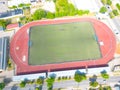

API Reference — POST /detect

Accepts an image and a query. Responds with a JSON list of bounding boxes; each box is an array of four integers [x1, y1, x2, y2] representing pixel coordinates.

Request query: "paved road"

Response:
[[0, 30, 14, 38], [112, 17, 120, 32], [3, 76, 120, 90]]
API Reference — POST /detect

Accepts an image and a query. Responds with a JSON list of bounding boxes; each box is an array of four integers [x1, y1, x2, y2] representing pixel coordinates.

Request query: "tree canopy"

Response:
[[20, 0, 90, 24], [32, 9, 47, 20], [0, 82, 5, 90], [35, 87, 39, 90], [20, 81, 26, 88], [101, 70, 109, 80], [101, 0, 112, 5], [99, 6, 107, 13], [74, 73, 83, 83], [46, 77, 55, 89], [36, 77, 44, 85], [101, 73, 109, 79], [89, 81, 99, 87], [0, 20, 7, 29], [74, 70, 87, 83], [116, 3, 120, 11], [112, 9, 119, 16], [107, 0, 112, 5]]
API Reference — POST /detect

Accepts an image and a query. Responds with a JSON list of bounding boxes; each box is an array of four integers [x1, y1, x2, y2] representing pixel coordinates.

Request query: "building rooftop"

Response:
[[0, 37, 8, 71]]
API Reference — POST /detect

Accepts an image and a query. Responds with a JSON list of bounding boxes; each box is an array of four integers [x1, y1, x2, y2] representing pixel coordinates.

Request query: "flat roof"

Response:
[[0, 38, 4, 70], [0, 37, 8, 70]]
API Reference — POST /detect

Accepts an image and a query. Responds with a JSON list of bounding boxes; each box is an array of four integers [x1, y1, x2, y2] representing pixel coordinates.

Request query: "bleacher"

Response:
[[0, 37, 9, 71]]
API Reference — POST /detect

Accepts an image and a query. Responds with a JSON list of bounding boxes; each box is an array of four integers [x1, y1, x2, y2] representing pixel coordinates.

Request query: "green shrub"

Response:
[[65, 76, 67, 80], [69, 76, 71, 79], [58, 77, 61, 81], [62, 76, 65, 80], [112, 9, 119, 16]]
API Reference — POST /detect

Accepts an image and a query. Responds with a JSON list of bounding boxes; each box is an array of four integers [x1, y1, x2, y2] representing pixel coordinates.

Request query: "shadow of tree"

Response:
[[49, 73, 56, 78], [39, 85, 43, 90], [114, 84, 120, 87], [75, 70, 86, 75], [101, 70, 107, 74], [11, 85, 18, 90], [3, 78, 12, 85], [89, 74, 97, 82]]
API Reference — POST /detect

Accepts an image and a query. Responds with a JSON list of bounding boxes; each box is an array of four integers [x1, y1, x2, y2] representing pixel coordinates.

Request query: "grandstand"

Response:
[[0, 37, 9, 71]]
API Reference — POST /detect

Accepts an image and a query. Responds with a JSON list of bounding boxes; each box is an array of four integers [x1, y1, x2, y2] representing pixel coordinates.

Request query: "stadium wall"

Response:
[[48, 66, 110, 78], [13, 73, 46, 81]]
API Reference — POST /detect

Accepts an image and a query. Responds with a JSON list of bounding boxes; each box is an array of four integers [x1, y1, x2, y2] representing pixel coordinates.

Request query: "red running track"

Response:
[[10, 18, 116, 75]]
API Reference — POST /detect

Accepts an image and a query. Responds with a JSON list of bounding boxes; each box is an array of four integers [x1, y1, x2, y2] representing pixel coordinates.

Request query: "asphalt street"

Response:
[[3, 76, 120, 90], [112, 17, 120, 32]]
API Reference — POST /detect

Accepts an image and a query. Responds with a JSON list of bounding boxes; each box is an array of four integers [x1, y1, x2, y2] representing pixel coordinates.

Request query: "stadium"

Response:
[[10, 18, 116, 75]]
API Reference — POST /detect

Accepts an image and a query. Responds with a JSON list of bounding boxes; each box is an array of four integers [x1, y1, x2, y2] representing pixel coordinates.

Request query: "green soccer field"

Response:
[[29, 21, 101, 65]]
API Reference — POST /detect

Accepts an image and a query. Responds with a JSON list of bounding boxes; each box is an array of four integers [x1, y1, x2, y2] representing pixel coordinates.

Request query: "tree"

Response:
[[36, 77, 44, 85], [101, 70, 109, 85], [89, 81, 99, 87], [74, 70, 86, 88], [109, 12, 114, 18], [20, 81, 26, 88], [99, 6, 107, 13], [0, 20, 7, 29], [18, 3, 31, 9], [0, 82, 5, 90], [32, 9, 47, 20], [46, 77, 55, 90], [53, 0, 56, 3], [101, 0, 112, 5], [112, 9, 119, 16], [46, 12, 55, 19], [101, 0, 107, 5], [107, 0, 112, 5], [116, 3, 120, 11], [101, 73, 109, 80], [18, 3, 25, 8], [35, 87, 39, 90], [10, 5, 17, 9], [74, 73, 83, 83]]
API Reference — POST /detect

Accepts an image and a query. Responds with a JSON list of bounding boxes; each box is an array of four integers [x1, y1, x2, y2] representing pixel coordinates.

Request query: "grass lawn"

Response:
[[29, 21, 101, 65]]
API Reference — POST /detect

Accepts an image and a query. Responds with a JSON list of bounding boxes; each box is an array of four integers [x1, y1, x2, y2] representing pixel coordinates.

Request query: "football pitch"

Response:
[[29, 21, 101, 65]]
